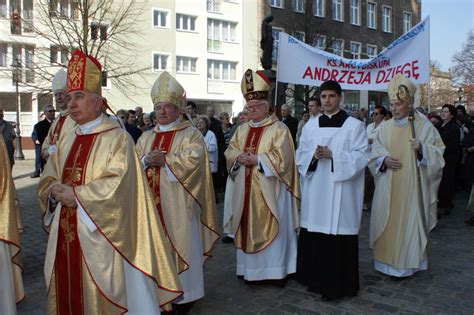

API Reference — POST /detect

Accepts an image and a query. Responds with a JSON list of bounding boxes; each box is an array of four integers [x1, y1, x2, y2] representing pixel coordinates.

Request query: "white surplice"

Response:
[[296, 116, 369, 234]]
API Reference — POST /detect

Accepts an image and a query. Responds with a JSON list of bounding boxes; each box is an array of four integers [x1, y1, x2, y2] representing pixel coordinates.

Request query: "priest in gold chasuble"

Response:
[[0, 136, 24, 314], [38, 50, 182, 314], [224, 69, 300, 282], [42, 68, 76, 161], [369, 74, 445, 278], [136, 71, 220, 305]]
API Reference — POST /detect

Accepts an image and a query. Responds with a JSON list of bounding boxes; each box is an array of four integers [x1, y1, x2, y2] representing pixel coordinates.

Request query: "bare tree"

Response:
[[451, 30, 474, 86], [6, 0, 149, 98]]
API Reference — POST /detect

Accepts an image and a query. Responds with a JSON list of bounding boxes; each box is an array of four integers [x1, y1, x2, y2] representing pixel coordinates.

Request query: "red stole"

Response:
[[145, 131, 176, 230], [240, 126, 265, 252], [52, 114, 69, 145], [56, 133, 97, 315]]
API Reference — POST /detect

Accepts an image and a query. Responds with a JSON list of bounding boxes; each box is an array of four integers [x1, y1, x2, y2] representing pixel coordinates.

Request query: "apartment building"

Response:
[[0, 0, 263, 148]]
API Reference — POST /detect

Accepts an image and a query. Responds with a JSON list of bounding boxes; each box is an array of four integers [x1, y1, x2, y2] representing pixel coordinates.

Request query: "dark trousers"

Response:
[[34, 144, 44, 175]]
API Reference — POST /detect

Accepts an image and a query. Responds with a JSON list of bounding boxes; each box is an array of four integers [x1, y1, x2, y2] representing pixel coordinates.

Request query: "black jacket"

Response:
[[32, 119, 52, 145], [281, 115, 299, 145]]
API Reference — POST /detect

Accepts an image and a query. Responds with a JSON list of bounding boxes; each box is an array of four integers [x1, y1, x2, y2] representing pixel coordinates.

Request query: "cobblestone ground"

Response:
[[13, 151, 474, 314]]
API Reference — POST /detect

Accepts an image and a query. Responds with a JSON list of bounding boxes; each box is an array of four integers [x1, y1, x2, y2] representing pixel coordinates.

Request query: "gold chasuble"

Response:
[[0, 136, 25, 308], [225, 114, 300, 253], [369, 112, 445, 269], [136, 120, 220, 273], [38, 117, 182, 314]]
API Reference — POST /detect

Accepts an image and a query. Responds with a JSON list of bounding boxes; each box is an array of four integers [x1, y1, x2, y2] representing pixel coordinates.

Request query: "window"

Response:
[[50, 46, 68, 65], [332, 0, 343, 21], [207, 0, 221, 12], [176, 14, 196, 31], [331, 39, 343, 56], [101, 70, 108, 87], [207, 19, 237, 51], [403, 11, 412, 33], [153, 53, 168, 71], [60, 0, 69, 17], [207, 60, 237, 81], [153, 9, 169, 28], [350, 0, 359, 25], [0, 44, 6, 67], [49, 0, 78, 18], [90, 22, 108, 41], [272, 27, 283, 60], [313, 35, 326, 50], [177, 56, 197, 73], [22, 0, 33, 32], [269, 0, 283, 8], [25, 46, 34, 83], [0, 0, 6, 18], [313, 0, 325, 17], [350, 42, 361, 59], [382, 5, 391, 33], [292, 0, 304, 13], [367, 45, 377, 58], [367, 2, 376, 29], [295, 31, 305, 42], [12, 45, 21, 66]]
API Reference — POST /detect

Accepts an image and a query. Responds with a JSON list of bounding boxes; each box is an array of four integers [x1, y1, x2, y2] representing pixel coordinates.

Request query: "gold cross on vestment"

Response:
[[247, 132, 258, 154], [64, 144, 83, 185], [158, 136, 166, 152]]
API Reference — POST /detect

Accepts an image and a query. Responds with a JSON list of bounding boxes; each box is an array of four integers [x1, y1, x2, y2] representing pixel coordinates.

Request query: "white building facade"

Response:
[[0, 0, 263, 143]]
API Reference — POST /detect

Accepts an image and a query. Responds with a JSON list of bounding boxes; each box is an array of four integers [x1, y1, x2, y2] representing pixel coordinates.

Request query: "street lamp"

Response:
[[12, 59, 25, 160], [457, 87, 464, 107]]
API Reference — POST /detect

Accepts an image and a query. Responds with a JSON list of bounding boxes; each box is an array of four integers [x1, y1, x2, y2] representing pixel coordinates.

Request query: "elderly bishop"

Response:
[[38, 50, 182, 314], [42, 68, 76, 160], [225, 69, 300, 283], [369, 74, 445, 278], [136, 71, 220, 305]]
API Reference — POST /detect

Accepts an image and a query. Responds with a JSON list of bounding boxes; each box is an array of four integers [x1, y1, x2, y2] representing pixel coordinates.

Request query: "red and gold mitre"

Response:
[[150, 71, 186, 110], [241, 69, 270, 102], [67, 50, 102, 96], [388, 74, 416, 105]]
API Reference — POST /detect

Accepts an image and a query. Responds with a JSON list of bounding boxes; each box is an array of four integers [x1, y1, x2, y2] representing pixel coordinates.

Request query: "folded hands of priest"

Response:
[[51, 184, 78, 208]]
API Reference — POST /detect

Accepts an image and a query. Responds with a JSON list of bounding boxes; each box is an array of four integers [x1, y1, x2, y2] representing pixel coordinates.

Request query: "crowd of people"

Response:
[[1, 48, 474, 315]]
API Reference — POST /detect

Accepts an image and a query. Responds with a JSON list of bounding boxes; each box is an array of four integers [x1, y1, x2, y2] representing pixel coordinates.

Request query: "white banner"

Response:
[[277, 17, 430, 90]]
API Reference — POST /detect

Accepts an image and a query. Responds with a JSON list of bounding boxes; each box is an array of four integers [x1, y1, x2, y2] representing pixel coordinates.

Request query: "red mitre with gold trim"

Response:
[[241, 69, 270, 102], [67, 50, 102, 96]]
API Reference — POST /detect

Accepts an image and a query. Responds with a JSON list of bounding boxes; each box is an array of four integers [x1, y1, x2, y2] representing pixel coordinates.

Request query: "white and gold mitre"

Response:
[[240, 69, 270, 102], [388, 74, 416, 104], [52, 68, 67, 92], [150, 71, 186, 109]]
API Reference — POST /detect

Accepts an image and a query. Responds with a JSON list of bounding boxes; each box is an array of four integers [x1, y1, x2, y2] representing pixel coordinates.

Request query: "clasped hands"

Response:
[[237, 152, 258, 167], [145, 150, 166, 167], [51, 184, 77, 208], [314, 145, 332, 160]]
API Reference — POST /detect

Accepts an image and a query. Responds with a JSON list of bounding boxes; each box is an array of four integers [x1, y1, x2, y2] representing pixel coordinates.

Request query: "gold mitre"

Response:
[[150, 71, 186, 109], [67, 49, 102, 96], [241, 69, 270, 102], [51, 68, 67, 92], [388, 74, 416, 104]]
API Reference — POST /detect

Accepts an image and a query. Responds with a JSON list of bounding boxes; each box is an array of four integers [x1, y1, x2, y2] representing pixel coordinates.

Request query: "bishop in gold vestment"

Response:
[[225, 69, 300, 281], [369, 74, 445, 277], [42, 68, 76, 160], [0, 136, 24, 314], [38, 50, 182, 314], [137, 71, 219, 305]]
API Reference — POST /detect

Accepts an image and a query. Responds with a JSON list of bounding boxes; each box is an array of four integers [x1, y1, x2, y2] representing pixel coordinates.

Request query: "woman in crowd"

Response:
[[436, 104, 461, 218]]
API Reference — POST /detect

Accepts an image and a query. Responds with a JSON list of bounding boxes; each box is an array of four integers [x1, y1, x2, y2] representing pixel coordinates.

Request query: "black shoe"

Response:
[[221, 236, 233, 243], [30, 174, 40, 178]]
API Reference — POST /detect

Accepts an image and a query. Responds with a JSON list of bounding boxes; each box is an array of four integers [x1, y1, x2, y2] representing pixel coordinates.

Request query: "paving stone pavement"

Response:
[[11, 150, 474, 314]]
